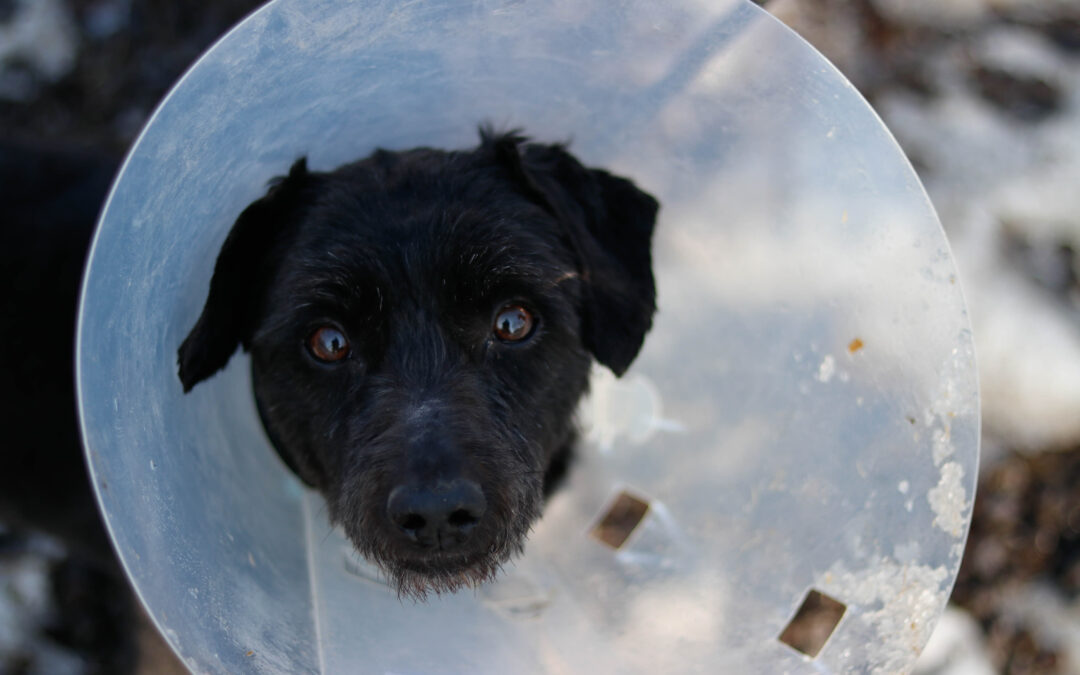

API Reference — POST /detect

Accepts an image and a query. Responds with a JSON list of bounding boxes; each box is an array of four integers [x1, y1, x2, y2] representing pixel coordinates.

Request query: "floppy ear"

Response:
[[177, 159, 314, 392], [483, 131, 660, 376]]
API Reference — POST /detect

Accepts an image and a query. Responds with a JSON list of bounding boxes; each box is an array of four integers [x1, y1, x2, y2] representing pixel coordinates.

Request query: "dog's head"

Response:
[[178, 129, 658, 597]]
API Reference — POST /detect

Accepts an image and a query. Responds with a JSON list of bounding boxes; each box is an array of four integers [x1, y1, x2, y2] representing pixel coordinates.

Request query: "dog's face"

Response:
[[177, 130, 658, 597]]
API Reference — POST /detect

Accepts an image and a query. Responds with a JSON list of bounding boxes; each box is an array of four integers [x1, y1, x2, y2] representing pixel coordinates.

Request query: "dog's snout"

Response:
[[386, 479, 487, 548]]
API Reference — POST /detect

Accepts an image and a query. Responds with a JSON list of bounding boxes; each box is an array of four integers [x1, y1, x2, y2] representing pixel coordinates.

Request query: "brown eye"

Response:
[[493, 305, 535, 342], [307, 326, 350, 362]]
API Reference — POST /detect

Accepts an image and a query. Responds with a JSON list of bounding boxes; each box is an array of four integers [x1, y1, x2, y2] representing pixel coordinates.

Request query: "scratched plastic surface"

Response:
[[77, 1, 979, 672]]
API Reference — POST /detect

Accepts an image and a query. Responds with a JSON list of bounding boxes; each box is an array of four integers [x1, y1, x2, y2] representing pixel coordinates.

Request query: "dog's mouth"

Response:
[[354, 531, 525, 599], [334, 495, 537, 599], [396, 550, 508, 596]]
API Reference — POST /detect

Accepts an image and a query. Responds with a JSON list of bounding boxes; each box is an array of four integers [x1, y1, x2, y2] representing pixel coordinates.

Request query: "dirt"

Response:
[[952, 448, 1080, 673]]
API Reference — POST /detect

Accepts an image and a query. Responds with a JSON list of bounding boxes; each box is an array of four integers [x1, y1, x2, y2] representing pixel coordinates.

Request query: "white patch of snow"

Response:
[[816, 354, 836, 383], [820, 558, 950, 675], [928, 462, 968, 538], [0, 0, 79, 79], [913, 606, 996, 675]]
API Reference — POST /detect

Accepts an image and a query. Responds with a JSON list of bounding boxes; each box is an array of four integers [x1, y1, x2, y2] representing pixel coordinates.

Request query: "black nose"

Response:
[[386, 479, 487, 549]]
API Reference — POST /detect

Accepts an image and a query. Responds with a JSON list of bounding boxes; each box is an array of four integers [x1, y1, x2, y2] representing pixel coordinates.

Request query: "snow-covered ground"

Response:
[[0, 537, 86, 675]]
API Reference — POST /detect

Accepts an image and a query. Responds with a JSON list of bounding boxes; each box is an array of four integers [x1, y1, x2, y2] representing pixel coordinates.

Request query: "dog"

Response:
[[178, 128, 660, 597]]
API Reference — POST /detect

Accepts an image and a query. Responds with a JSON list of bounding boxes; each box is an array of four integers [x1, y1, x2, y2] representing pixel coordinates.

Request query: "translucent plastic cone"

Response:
[[77, 1, 979, 672]]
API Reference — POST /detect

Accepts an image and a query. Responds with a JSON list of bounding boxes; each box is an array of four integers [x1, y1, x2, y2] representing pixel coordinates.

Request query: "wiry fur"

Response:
[[179, 128, 659, 598]]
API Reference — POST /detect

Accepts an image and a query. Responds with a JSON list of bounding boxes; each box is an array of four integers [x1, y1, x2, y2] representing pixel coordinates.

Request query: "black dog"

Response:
[[178, 129, 659, 597]]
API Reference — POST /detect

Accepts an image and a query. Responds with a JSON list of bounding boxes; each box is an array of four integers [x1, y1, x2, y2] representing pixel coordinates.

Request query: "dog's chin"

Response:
[[343, 519, 534, 600], [357, 537, 526, 600], [388, 548, 519, 600]]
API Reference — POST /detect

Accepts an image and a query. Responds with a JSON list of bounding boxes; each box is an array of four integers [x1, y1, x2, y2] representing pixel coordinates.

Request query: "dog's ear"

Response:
[[177, 159, 314, 392], [483, 131, 659, 376]]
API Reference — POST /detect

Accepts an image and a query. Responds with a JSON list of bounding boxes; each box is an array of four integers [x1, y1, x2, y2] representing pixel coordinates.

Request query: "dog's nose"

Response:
[[386, 479, 487, 548]]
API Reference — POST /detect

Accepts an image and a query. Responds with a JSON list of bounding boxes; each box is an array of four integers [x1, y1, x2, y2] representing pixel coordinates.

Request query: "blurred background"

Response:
[[1, 0, 1078, 673], [767, 2, 1080, 672]]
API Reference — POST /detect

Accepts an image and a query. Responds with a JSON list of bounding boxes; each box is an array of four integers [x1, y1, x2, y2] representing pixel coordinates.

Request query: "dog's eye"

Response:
[[493, 305, 535, 342], [307, 326, 350, 362]]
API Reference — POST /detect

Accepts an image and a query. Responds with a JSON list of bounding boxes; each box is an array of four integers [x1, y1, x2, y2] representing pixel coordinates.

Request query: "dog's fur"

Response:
[[178, 129, 659, 597]]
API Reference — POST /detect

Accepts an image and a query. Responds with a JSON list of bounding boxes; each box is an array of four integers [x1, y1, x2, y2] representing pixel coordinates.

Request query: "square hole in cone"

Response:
[[778, 589, 846, 658], [590, 490, 650, 549]]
